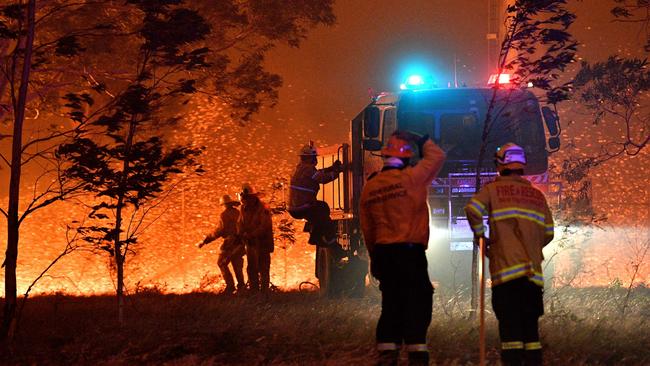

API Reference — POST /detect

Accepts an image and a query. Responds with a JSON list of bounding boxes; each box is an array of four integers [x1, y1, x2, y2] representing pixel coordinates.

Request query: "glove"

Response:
[[332, 160, 343, 172], [415, 134, 429, 158], [416, 134, 430, 148]]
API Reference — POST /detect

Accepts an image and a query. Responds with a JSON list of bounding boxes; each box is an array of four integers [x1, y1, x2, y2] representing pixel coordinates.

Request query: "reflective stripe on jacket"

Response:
[[360, 140, 446, 253], [464, 175, 554, 287], [289, 162, 339, 210]]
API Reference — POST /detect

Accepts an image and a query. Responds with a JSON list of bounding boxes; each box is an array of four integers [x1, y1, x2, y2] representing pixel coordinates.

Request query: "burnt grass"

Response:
[[2, 286, 650, 365]]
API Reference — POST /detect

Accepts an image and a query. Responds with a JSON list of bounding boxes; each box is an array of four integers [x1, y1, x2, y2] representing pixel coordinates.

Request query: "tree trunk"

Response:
[[113, 117, 136, 326], [2, 0, 36, 343], [116, 251, 124, 326], [470, 86, 499, 319]]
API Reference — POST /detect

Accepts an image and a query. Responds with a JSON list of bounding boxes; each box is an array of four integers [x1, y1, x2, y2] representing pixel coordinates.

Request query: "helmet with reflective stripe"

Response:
[[495, 142, 526, 170], [381, 135, 413, 158]]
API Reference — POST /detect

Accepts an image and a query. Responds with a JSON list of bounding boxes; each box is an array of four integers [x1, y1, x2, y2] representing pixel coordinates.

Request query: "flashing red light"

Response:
[[487, 73, 512, 86]]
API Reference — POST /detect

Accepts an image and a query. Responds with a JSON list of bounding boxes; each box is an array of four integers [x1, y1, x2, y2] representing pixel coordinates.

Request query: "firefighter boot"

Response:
[[376, 350, 399, 366], [524, 349, 542, 366], [407, 351, 429, 365], [501, 349, 524, 366]]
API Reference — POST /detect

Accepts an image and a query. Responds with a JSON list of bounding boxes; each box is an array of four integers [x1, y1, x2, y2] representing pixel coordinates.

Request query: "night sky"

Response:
[[260, 1, 645, 145]]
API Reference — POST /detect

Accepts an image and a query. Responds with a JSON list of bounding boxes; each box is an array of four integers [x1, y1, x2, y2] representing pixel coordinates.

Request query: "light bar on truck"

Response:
[[487, 73, 512, 85], [400, 74, 432, 90]]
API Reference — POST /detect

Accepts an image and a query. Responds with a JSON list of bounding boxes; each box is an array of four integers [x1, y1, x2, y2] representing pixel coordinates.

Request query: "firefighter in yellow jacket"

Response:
[[360, 131, 445, 366], [465, 143, 554, 366]]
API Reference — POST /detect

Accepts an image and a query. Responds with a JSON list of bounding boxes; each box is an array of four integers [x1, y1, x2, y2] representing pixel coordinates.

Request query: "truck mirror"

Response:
[[362, 139, 382, 151], [541, 106, 559, 136], [548, 136, 560, 151], [363, 107, 380, 138]]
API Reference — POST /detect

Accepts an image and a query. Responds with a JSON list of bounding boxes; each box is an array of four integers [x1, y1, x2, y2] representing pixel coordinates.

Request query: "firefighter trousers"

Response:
[[491, 277, 544, 366], [289, 201, 336, 246], [371, 244, 433, 353], [217, 251, 244, 291], [246, 245, 271, 292]]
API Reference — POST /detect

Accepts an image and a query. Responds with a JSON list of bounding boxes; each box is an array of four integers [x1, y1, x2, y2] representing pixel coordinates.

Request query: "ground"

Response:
[[1, 286, 650, 365]]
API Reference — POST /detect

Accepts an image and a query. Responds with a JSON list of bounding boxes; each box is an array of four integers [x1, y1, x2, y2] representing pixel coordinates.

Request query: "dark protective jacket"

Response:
[[204, 206, 245, 257], [464, 175, 554, 287], [239, 196, 274, 253], [289, 162, 340, 211], [359, 140, 446, 253]]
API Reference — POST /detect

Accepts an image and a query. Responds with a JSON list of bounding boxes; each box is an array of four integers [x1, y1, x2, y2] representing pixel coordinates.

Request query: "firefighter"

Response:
[[198, 194, 245, 295], [464, 143, 554, 366], [238, 183, 274, 293], [288, 143, 344, 251], [360, 131, 446, 366]]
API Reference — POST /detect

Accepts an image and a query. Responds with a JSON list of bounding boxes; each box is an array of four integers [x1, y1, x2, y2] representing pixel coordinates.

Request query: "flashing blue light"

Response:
[[401, 73, 434, 90], [407, 75, 425, 86]]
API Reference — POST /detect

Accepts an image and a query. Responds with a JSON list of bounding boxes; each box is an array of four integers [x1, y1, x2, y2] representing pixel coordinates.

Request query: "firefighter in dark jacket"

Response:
[[360, 131, 446, 366], [198, 194, 245, 294], [465, 143, 554, 366], [288, 143, 344, 248], [238, 183, 274, 293]]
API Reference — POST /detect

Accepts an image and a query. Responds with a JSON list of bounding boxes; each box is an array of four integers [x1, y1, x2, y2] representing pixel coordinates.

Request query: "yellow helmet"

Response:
[[495, 143, 527, 170]]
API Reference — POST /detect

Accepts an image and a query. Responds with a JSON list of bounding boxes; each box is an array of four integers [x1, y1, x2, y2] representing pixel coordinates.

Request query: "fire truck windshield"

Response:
[[396, 88, 548, 175]]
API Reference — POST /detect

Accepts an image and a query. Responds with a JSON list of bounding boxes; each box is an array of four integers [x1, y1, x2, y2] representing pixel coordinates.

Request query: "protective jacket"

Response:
[[360, 140, 446, 253], [205, 206, 244, 257], [289, 162, 340, 211], [239, 196, 274, 253], [465, 175, 554, 287]]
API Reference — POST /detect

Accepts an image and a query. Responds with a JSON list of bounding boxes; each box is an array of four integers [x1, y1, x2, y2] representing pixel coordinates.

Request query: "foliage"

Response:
[[500, 0, 578, 104], [4, 289, 650, 365], [54, 1, 210, 307], [611, 0, 650, 51], [572, 56, 650, 162]]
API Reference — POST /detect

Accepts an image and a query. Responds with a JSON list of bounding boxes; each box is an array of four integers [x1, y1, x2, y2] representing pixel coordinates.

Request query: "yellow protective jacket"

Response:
[[464, 175, 554, 287], [360, 140, 446, 253], [289, 162, 339, 211], [204, 206, 244, 257]]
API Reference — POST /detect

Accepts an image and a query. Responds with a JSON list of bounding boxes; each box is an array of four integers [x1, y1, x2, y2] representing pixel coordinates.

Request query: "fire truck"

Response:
[[313, 75, 561, 297]]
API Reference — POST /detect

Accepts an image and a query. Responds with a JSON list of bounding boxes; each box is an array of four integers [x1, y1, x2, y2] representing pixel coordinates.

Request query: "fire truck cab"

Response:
[[314, 83, 561, 296]]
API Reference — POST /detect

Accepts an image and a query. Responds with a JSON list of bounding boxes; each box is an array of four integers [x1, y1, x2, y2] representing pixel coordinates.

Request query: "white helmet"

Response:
[[495, 143, 527, 170]]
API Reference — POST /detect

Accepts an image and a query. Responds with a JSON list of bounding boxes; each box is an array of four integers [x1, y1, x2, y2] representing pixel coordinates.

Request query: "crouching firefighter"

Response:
[[360, 131, 446, 366], [288, 143, 345, 256], [198, 194, 246, 294], [465, 143, 554, 366]]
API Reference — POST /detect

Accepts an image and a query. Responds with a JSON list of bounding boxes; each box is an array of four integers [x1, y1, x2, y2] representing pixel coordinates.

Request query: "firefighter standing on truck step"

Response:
[[198, 194, 246, 295], [465, 143, 554, 366], [288, 143, 345, 255], [360, 131, 445, 366]]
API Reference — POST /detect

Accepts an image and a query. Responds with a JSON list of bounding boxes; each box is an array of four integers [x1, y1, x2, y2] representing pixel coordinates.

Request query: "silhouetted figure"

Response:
[[199, 194, 245, 294], [288, 143, 345, 262], [238, 183, 274, 293]]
